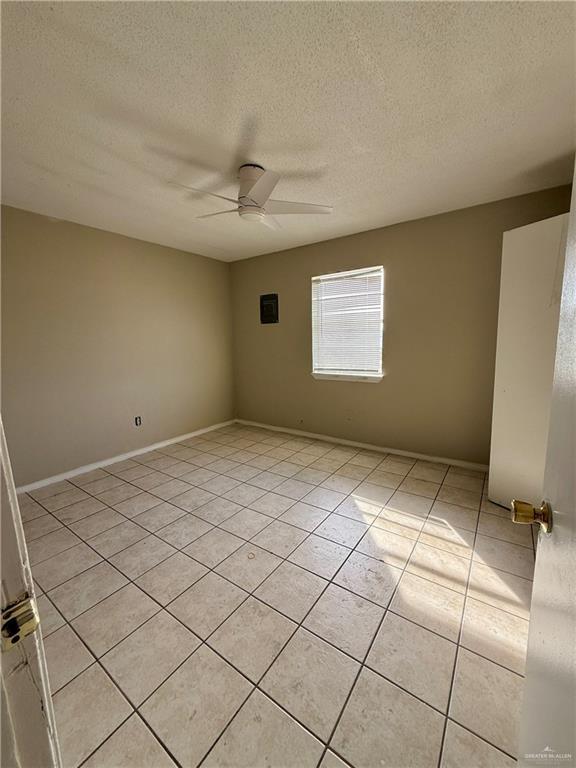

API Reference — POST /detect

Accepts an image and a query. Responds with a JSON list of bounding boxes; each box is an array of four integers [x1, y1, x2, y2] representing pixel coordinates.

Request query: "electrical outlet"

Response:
[[134, 416, 142, 427]]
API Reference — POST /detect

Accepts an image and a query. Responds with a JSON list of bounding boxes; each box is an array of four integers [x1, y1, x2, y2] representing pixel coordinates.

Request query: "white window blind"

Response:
[[312, 266, 384, 379]]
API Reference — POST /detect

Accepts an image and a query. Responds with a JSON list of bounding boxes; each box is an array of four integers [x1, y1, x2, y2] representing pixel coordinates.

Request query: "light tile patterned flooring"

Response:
[[21, 424, 535, 768]]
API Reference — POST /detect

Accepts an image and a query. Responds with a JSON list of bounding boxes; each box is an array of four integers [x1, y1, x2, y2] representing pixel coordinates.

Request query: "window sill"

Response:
[[311, 372, 384, 383]]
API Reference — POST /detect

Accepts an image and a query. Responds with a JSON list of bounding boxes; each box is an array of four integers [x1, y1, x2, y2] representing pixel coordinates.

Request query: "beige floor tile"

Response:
[[83, 714, 177, 768], [477, 512, 533, 548], [315, 512, 369, 548], [23, 514, 62, 541], [443, 470, 484, 492], [437, 485, 481, 510], [319, 751, 351, 767], [419, 520, 475, 559], [204, 690, 324, 768], [27, 528, 82, 565], [53, 664, 132, 768], [384, 490, 434, 518], [356, 526, 415, 568], [428, 500, 479, 533], [96, 483, 142, 506], [302, 487, 347, 512], [450, 648, 523, 756], [72, 583, 159, 656], [408, 462, 448, 484], [251, 520, 308, 557], [331, 668, 444, 768], [377, 456, 414, 475], [101, 611, 200, 705], [109, 535, 176, 579], [461, 598, 529, 674], [467, 562, 533, 620], [262, 628, 359, 740], [335, 495, 381, 524], [249, 470, 286, 489], [321, 474, 361, 495], [288, 534, 350, 579], [132, 501, 186, 531], [220, 508, 273, 539], [30, 480, 75, 501], [372, 506, 424, 540], [33, 542, 102, 591], [304, 583, 384, 660], [473, 535, 535, 580], [441, 721, 515, 768], [367, 612, 456, 711], [44, 625, 95, 692], [352, 482, 395, 507], [333, 551, 402, 607], [279, 501, 330, 531], [481, 497, 510, 518], [223, 483, 267, 505], [156, 513, 213, 547], [37, 594, 65, 636], [398, 477, 440, 499], [140, 645, 252, 768], [151, 478, 194, 500], [184, 527, 244, 567], [69, 508, 125, 539], [89, 520, 148, 558], [52, 497, 106, 525], [335, 463, 371, 481], [390, 572, 464, 641], [168, 572, 248, 638], [19, 494, 50, 522], [273, 477, 316, 501], [250, 491, 296, 517], [272, 462, 304, 479], [193, 497, 243, 525], [113, 492, 163, 518], [209, 597, 297, 682], [136, 551, 208, 604], [49, 561, 128, 620], [255, 561, 328, 622], [407, 543, 470, 594], [365, 468, 404, 489], [294, 467, 330, 484], [201, 474, 242, 495], [171, 486, 216, 512], [225, 463, 262, 481], [180, 467, 218, 486], [41, 488, 91, 512], [131, 471, 173, 491], [216, 542, 282, 591]]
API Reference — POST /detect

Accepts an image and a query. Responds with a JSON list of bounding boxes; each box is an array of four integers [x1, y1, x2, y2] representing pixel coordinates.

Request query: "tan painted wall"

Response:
[[1, 206, 233, 485], [231, 186, 572, 465]]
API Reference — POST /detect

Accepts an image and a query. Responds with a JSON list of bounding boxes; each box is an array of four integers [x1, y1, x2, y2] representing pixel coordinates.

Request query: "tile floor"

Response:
[[21, 424, 535, 768]]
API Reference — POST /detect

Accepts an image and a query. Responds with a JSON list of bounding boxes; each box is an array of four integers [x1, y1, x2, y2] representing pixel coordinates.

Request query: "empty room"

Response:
[[1, 2, 575, 768]]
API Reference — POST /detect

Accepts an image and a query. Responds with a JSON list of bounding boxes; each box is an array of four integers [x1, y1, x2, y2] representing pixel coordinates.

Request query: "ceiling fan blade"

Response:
[[170, 181, 237, 204], [266, 199, 333, 215], [245, 169, 280, 206], [197, 209, 239, 219], [262, 215, 282, 231]]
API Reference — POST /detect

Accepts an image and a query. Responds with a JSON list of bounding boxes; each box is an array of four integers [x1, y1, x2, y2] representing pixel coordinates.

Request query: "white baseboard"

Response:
[[235, 419, 489, 472], [16, 420, 235, 494]]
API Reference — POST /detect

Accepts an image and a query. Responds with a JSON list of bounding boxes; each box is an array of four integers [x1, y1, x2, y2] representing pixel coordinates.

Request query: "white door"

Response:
[[1, 417, 61, 768], [489, 214, 569, 508], [518, 186, 576, 763]]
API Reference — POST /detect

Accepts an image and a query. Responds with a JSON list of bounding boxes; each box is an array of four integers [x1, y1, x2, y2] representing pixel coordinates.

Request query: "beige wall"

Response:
[[231, 186, 571, 465], [1, 206, 233, 485]]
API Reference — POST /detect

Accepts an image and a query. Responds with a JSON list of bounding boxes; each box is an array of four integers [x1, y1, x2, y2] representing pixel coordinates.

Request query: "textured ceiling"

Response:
[[2, 2, 575, 262]]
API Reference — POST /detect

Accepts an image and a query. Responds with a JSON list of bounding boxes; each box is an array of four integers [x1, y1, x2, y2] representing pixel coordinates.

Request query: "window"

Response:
[[311, 266, 384, 381]]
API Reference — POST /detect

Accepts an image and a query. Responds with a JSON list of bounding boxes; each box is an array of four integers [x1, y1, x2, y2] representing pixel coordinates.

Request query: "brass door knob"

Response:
[[511, 499, 553, 533]]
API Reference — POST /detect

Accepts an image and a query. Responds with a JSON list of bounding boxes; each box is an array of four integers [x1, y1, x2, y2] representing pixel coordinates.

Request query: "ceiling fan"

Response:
[[172, 164, 333, 230]]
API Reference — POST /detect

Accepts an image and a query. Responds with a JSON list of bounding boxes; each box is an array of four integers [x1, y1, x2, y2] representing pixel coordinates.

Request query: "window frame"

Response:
[[311, 265, 384, 383]]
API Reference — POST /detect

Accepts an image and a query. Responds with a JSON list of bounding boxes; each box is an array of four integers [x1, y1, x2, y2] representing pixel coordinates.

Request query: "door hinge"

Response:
[[2, 593, 39, 651]]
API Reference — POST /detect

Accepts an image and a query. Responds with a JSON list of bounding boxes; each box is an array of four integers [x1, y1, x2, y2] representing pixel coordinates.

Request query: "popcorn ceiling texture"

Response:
[[2, 2, 574, 262]]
